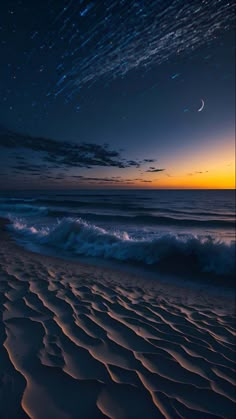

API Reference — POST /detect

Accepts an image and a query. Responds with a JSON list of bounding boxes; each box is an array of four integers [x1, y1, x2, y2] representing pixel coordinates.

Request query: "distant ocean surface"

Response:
[[0, 189, 235, 281]]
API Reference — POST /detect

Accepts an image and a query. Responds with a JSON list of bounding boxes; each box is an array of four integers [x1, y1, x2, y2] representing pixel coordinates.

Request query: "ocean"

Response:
[[0, 189, 235, 282]]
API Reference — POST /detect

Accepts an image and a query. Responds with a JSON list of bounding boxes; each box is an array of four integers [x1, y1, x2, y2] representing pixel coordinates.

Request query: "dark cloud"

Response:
[[70, 176, 152, 184], [13, 164, 47, 172], [71, 176, 134, 183], [0, 127, 154, 171], [146, 167, 165, 173]]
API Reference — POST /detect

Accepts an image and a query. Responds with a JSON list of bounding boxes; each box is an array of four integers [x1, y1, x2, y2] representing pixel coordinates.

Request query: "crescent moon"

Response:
[[198, 99, 205, 112]]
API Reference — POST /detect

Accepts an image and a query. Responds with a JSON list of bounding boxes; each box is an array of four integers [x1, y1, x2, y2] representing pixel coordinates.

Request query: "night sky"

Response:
[[0, 0, 235, 189]]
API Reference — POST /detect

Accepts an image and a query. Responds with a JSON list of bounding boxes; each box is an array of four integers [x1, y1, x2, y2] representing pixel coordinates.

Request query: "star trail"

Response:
[[36, 0, 235, 103], [0, 0, 235, 189], [1, 0, 235, 109]]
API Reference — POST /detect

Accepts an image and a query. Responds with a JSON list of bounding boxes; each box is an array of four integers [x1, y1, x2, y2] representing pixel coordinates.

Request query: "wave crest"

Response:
[[9, 217, 235, 277]]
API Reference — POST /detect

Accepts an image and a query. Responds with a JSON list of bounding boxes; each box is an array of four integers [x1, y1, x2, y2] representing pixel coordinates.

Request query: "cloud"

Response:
[[13, 164, 48, 173], [0, 128, 154, 172], [188, 170, 209, 176], [70, 176, 152, 184], [146, 167, 165, 172], [0, 128, 163, 188]]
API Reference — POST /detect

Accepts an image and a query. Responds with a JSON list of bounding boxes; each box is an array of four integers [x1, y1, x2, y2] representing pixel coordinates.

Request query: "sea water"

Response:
[[0, 189, 235, 280]]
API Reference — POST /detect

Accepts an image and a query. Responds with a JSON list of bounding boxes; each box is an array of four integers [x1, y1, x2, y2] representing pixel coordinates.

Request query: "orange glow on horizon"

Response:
[[1, 135, 234, 190], [146, 170, 235, 189], [127, 135, 236, 189]]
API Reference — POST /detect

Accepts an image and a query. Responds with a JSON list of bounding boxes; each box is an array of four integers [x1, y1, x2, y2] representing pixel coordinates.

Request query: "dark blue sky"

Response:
[[0, 0, 235, 189]]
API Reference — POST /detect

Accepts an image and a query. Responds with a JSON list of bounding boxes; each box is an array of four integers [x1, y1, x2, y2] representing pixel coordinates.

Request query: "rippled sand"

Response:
[[0, 219, 235, 419]]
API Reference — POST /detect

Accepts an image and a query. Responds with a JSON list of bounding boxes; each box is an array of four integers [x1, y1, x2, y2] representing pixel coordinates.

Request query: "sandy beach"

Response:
[[0, 218, 235, 418], [0, 0, 235, 416]]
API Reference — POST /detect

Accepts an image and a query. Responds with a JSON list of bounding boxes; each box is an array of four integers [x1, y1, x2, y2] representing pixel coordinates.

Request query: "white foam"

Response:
[[9, 217, 235, 276]]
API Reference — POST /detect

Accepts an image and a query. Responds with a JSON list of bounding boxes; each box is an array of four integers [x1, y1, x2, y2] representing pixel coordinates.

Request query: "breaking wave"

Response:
[[9, 217, 235, 277]]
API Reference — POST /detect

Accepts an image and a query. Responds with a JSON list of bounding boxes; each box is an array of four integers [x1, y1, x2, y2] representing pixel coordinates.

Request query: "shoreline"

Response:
[[0, 216, 236, 417], [2, 216, 235, 296]]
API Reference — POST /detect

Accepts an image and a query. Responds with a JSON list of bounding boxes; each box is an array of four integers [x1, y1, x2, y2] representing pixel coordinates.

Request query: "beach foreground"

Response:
[[0, 219, 235, 419]]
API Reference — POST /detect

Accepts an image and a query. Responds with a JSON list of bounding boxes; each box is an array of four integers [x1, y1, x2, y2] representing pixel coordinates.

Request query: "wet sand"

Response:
[[0, 218, 235, 418]]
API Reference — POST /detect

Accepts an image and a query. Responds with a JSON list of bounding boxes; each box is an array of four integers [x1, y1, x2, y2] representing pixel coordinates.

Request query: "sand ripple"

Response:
[[0, 233, 235, 418]]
